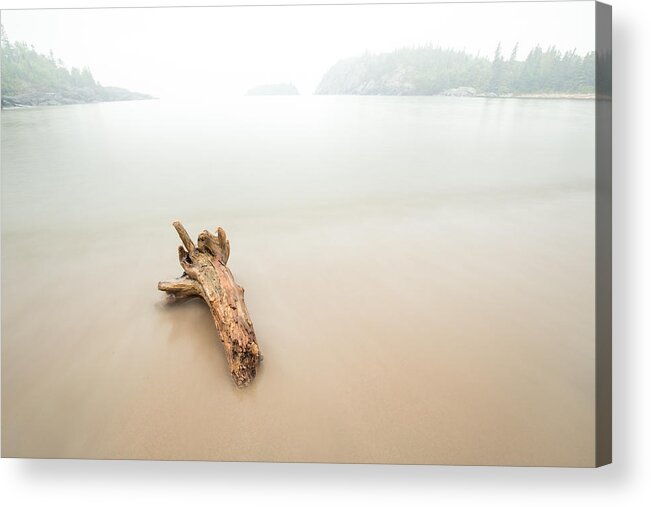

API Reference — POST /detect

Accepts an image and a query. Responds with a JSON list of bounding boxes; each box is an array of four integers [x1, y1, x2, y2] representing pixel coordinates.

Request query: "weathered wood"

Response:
[[158, 221, 260, 387]]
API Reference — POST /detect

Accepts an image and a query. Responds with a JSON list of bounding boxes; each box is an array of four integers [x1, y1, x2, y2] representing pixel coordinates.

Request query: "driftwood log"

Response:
[[158, 221, 261, 387]]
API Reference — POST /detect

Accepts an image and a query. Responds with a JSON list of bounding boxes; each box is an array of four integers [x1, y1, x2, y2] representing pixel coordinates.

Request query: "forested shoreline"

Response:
[[317, 44, 609, 97], [1, 25, 151, 108], [2, 23, 610, 107]]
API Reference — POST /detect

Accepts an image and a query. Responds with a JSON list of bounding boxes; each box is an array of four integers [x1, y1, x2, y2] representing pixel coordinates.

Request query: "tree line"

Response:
[[487, 42, 595, 94], [317, 43, 601, 96], [1, 24, 101, 96]]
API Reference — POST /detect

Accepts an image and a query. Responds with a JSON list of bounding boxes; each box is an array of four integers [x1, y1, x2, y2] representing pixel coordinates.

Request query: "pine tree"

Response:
[[488, 42, 505, 93]]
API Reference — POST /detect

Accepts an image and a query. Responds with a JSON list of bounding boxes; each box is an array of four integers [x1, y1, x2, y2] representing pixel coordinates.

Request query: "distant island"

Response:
[[246, 83, 299, 96], [1, 25, 152, 108], [316, 44, 609, 98]]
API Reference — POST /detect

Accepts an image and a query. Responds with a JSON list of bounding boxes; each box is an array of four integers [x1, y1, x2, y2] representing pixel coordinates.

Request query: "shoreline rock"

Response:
[[1, 86, 155, 109], [441, 87, 478, 97]]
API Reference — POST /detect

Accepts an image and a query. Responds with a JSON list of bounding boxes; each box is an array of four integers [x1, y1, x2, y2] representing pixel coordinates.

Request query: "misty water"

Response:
[[2, 96, 596, 465]]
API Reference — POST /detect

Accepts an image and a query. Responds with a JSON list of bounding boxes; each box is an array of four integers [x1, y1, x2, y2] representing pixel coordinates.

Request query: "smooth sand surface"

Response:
[[2, 192, 595, 465], [2, 97, 596, 465]]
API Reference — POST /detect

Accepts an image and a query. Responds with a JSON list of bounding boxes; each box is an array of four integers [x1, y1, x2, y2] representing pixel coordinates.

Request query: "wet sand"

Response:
[[1, 194, 595, 465], [1, 97, 596, 465]]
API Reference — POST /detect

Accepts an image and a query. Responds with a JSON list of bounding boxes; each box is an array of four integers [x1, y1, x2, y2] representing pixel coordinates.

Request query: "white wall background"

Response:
[[0, 0, 648, 505]]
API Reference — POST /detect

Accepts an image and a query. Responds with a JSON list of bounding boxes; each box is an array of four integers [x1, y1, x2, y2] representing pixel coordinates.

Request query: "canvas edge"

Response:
[[595, 0, 612, 468]]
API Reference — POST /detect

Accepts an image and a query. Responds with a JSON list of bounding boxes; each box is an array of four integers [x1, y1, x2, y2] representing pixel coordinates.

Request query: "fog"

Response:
[[1, 1, 595, 98]]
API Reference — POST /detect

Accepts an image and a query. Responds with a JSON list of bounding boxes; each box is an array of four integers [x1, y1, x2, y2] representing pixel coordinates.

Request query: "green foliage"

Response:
[[1, 24, 98, 96], [317, 43, 596, 96]]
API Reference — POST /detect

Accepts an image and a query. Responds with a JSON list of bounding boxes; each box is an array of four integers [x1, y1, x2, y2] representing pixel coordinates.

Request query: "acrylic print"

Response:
[[0, 1, 611, 466]]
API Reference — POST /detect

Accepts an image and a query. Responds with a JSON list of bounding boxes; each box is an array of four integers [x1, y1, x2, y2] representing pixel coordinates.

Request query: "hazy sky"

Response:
[[1, 2, 595, 98]]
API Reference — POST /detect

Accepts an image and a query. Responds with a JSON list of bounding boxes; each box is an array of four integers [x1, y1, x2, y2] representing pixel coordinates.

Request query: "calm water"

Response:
[[1, 96, 596, 465]]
